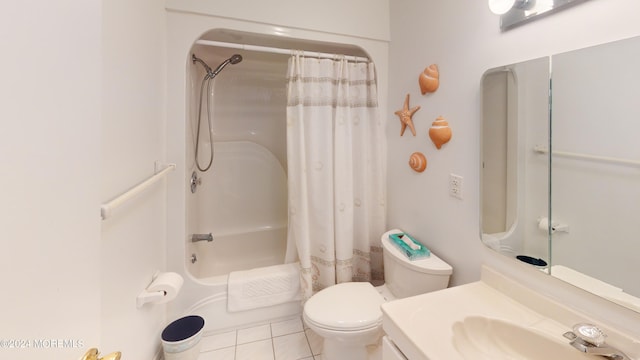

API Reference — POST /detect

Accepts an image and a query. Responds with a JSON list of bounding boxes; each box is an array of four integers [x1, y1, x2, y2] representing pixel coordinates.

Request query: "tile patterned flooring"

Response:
[[197, 317, 324, 360]]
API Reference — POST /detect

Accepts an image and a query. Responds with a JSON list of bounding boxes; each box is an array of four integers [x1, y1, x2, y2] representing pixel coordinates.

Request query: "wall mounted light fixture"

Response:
[[489, 0, 525, 15], [489, 0, 590, 30]]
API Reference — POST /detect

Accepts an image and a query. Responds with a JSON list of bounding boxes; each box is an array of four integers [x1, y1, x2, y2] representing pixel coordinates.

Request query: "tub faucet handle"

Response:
[[191, 233, 213, 242], [190, 171, 202, 193]]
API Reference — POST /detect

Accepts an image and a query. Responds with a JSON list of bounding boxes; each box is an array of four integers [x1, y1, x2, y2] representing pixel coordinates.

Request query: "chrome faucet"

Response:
[[191, 233, 213, 242], [563, 323, 632, 360]]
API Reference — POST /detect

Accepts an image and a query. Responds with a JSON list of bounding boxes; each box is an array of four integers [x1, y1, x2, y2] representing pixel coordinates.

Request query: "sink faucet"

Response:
[[563, 323, 632, 360]]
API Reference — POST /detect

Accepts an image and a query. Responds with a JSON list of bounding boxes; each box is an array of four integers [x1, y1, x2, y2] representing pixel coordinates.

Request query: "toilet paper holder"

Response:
[[136, 288, 167, 309], [537, 217, 570, 234], [136, 271, 184, 309]]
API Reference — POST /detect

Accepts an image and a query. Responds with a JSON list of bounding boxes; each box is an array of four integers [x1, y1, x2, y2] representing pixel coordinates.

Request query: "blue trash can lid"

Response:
[[161, 315, 205, 342]]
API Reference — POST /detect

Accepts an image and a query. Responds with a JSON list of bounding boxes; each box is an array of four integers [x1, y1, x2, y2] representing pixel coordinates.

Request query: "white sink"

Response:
[[381, 266, 640, 360], [452, 316, 591, 360]]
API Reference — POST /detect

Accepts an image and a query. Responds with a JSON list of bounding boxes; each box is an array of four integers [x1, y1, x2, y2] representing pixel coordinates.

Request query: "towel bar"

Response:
[[533, 145, 640, 167]]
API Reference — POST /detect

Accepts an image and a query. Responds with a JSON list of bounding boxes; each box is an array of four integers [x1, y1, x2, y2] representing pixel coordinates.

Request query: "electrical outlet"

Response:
[[449, 174, 463, 199]]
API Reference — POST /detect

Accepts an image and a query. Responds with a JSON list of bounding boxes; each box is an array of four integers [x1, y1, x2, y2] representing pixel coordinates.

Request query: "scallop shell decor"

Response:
[[429, 116, 452, 149], [419, 64, 440, 94], [409, 152, 427, 173]]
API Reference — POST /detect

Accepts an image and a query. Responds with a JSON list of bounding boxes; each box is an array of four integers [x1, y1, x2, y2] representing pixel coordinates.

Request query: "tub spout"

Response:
[[192, 233, 213, 242]]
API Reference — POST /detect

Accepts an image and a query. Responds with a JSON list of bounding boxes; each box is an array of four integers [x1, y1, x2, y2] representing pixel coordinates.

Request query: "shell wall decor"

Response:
[[429, 115, 452, 149], [394, 93, 421, 136], [419, 64, 440, 94], [409, 152, 427, 172]]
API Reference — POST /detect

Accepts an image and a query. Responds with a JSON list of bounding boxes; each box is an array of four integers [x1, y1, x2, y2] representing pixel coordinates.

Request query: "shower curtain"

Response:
[[285, 53, 386, 300]]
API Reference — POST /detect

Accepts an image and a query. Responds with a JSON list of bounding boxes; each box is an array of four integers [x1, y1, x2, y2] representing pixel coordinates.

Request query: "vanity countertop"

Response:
[[381, 266, 640, 360]]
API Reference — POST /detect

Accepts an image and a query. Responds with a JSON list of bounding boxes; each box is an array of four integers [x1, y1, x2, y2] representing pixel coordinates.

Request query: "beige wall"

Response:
[[101, 0, 167, 358], [166, 0, 390, 42], [388, 0, 640, 336], [0, 1, 102, 359]]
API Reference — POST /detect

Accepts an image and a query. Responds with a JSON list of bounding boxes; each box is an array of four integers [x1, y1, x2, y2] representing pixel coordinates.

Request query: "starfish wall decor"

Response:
[[394, 93, 421, 136]]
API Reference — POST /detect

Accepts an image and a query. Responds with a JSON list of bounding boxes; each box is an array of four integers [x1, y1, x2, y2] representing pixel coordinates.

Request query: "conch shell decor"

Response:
[[419, 64, 440, 94], [409, 152, 427, 172], [429, 115, 452, 149]]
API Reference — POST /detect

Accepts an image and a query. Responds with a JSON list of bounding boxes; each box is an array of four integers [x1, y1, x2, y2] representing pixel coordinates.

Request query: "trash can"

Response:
[[161, 315, 205, 360]]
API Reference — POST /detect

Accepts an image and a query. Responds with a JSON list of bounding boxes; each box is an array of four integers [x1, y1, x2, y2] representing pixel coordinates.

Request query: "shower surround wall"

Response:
[[187, 48, 290, 280], [165, 3, 390, 332]]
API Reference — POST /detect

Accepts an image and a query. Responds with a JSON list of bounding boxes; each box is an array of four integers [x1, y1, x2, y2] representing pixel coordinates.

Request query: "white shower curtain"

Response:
[[285, 53, 386, 300]]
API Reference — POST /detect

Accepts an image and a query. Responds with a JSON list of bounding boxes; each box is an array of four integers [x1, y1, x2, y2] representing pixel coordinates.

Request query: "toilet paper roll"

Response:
[[537, 217, 555, 233], [147, 272, 184, 304]]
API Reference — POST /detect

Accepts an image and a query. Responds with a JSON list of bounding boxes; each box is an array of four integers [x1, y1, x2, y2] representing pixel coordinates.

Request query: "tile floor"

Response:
[[197, 317, 324, 360]]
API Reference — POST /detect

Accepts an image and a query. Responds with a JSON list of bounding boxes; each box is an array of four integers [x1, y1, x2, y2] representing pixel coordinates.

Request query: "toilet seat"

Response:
[[303, 282, 385, 332], [304, 315, 381, 332]]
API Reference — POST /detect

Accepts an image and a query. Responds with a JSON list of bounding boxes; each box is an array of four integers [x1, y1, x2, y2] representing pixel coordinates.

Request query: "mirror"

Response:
[[481, 57, 550, 263], [481, 36, 640, 312]]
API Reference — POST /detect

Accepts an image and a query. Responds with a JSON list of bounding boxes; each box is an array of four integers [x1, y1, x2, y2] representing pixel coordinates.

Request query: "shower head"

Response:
[[229, 54, 243, 64], [210, 54, 243, 78]]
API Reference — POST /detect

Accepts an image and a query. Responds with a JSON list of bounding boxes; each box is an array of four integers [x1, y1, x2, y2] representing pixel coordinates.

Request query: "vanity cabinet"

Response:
[[382, 335, 409, 360]]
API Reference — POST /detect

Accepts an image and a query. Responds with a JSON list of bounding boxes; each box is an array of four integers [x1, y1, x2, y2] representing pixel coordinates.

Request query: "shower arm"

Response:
[[192, 54, 213, 77]]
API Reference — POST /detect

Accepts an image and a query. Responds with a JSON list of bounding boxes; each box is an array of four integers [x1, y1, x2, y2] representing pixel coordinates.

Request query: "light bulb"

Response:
[[488, 0, 517, 14]]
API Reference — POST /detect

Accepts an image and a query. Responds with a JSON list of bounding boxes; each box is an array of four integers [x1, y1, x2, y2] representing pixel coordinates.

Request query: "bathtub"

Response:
[[185, 269, 302, 334], [185, 141, 300, 332], [193, 225, 287, 281]]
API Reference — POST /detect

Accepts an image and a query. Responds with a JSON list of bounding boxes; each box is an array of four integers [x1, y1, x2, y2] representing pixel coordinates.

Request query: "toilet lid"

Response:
[[304, 282, 384, 331]]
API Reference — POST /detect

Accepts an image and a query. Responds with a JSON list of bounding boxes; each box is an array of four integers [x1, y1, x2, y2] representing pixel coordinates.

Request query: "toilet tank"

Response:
[[381, 229, 453, 299]]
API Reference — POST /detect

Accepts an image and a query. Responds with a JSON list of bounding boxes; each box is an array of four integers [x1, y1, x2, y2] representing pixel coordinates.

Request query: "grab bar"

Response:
[[533, 145, 640, 167], [101, 162, 176, 220]]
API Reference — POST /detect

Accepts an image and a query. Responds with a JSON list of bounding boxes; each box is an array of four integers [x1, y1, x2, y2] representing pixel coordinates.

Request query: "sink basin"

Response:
[[452, 316, 590, 360], [381, 268, 640, 360]]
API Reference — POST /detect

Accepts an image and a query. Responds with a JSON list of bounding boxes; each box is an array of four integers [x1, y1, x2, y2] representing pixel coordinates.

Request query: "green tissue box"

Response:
[[389, 232, 431, 260]]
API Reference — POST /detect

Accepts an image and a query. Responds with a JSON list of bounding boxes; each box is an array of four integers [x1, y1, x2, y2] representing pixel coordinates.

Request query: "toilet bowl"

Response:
[[302, 229, 453, 360], [304, 282, 384, 360]]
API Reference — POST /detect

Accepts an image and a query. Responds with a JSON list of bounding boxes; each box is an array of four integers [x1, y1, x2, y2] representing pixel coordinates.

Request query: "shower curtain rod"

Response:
[[195, 39, 370, 62]]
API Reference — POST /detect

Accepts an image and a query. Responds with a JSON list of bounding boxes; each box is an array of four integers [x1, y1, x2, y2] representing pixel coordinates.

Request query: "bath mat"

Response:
[[227, 262, 301, 312]]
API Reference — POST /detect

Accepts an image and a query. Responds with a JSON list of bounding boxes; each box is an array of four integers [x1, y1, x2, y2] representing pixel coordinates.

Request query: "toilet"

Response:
[[303, 229, 453, 360]]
